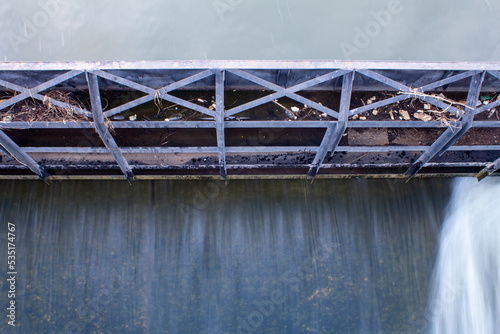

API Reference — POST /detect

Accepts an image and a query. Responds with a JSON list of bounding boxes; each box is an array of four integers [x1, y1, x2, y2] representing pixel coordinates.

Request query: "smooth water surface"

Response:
[[1, 0, 499, 61]]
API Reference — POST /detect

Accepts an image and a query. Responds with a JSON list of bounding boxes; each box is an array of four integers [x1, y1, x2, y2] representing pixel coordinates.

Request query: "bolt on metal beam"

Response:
[[86, 72, 134, 181], [0, 130, 49, 180]]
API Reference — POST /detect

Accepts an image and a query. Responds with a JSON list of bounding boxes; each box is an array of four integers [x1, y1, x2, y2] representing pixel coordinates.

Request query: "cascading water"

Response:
[[429, 178, 500, 334], [0, 179, 448, 333]]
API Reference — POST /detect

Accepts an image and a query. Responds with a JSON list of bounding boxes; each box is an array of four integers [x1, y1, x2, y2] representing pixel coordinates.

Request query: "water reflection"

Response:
[[0, 179, 448, 333]]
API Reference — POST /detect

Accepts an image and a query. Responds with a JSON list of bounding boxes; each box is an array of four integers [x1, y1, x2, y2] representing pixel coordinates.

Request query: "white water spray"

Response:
[[429, 178, 500, 334]]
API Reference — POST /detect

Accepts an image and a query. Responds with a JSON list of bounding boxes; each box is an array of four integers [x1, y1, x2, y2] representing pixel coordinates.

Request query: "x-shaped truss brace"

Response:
[[1, 67, 500, 180], [92, 69, 217, 118], [0, 70, 91, 180], [225, 69, 354, 179], [0, 68, 227, 179], [0, 70, 91, 117], [225, 69, 350, 118], [90, 68, 227, 178], [349, 69, 497, 179]]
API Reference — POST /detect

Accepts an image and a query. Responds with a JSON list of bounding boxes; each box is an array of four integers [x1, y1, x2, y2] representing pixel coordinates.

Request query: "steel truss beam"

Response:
[[19, 145, 500, 155], [0, 130, 49, 180], [91, 69, 217, 118], [308, 71, 354, 178], [3, 120, 500, 130], [1, 62, 500, 180], [226, 69, 349, 118], [0, 70, 91, 117], [216, 70, 226, 178], [351, 69, 478, 117], [86, 73, 134, 180], [404, 72, 485, 178]]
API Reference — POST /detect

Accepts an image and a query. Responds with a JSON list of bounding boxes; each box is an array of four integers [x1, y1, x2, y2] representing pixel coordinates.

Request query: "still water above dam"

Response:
[[1, 0, 500, 62]]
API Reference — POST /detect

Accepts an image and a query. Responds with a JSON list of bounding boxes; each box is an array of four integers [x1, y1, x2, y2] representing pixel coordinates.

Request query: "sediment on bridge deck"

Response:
[[0, 60, 499, 180]]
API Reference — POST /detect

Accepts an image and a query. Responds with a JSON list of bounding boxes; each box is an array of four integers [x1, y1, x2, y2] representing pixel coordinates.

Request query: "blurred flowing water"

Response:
[[429, 178, 500, 334], [0, 179, 449, 333], [0, 0, 500, 61]]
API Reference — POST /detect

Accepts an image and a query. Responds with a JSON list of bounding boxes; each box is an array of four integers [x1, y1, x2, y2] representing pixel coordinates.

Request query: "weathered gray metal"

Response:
[[308, 71, 355, 178], [0, 60, 499, 180], [86, 72, 134, 180], [404, 72, 486, 178], [215, 70, 226, 178], [0, 130, 49, 180], [1, 61, 500, 92]]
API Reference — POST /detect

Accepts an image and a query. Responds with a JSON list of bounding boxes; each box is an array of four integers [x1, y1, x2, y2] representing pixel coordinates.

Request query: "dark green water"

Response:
[[0, 178, 449, 333]]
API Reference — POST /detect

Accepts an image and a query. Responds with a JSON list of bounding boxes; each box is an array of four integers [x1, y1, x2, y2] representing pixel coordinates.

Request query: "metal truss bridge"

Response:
[[0, 60, 499, 180]]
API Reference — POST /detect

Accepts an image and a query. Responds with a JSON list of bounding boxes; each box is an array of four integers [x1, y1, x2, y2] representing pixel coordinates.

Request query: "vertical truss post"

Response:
[[216, 70, 227, 178], [86, 72, 134, 181], [307, 71, 354, 178], [0, 130, 49, 180], [404, 72, 485, 178]]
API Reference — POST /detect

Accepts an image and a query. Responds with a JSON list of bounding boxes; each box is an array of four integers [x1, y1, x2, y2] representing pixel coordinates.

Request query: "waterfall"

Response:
[[0, 179, 449, 333], [429, 178, 500, 334]]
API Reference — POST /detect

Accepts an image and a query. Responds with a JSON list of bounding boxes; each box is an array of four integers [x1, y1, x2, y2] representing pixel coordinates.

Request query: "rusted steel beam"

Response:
[[475, 156, 500, 180]]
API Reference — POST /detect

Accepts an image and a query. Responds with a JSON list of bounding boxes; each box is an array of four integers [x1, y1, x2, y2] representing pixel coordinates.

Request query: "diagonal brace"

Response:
[[475, 156, 500, 181], [308, 71, 354, 178], [86, 73, 134, 181], [0, 70, 90, 117], [0, 130, 49, 180], [227, 69, 344, 118], [96, 69, 217, 118], [404, 72, 485, 178], [353, 69, 473, 117]]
